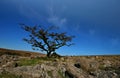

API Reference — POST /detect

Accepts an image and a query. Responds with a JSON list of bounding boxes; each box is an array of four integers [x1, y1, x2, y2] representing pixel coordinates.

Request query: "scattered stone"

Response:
[[0, 52, 119, 78], [103, 60, 111, 67]]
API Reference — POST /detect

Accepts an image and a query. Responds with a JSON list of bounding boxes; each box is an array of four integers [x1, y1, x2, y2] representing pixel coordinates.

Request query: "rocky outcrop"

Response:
[[0, 54, 120, 78]]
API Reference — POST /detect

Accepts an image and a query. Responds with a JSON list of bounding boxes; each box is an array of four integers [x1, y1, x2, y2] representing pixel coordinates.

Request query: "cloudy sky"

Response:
[[0, 0, 120, 55]]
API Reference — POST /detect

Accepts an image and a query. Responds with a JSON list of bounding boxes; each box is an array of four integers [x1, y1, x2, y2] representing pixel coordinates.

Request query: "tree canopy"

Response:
[[21, 24, 74, 57]]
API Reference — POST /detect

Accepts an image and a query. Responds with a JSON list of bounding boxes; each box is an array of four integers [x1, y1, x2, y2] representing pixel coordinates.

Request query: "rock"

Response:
[[0, 53, 120, 78], [65, 70, 76, 78], [74, 63, 81, 68], [0, 69, 3, 74], [78, 57, 99, 71], [60, 57, 66, 62], [103, 60, 111, 67], [88, 70, 119, 78], [89, 71, 96, 76], [33, 64, 41, 70]]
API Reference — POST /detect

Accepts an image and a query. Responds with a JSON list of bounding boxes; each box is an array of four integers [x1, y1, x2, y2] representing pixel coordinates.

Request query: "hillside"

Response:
[[0, 48, 45, 57], [0, 48, 120, 78]]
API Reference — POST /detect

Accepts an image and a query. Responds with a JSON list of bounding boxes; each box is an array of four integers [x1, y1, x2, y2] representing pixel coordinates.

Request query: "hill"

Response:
[[0, 48, 45, 57], [0, 48, 120, 78]]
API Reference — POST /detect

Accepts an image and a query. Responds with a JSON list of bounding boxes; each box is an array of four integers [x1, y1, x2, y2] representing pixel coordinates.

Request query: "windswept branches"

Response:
[[21, 24, 74, 57]]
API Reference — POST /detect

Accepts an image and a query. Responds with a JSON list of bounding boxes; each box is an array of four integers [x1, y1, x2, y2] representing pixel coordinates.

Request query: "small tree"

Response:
[[21, 24, 74, 57]]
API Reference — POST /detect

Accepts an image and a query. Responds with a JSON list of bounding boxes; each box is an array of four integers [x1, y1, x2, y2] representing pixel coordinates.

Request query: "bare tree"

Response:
[[21, 24, 74, 57]]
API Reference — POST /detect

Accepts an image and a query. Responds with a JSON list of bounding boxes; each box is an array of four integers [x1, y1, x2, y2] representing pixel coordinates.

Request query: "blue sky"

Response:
[[0, 0, 120, 55]]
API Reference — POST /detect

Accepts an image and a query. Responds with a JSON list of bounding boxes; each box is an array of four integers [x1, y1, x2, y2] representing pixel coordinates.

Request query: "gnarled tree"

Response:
[[21, 24, 74, 57]]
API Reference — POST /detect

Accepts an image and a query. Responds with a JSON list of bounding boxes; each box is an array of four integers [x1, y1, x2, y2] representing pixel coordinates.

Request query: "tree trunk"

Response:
[[47, 52, 51, 57]]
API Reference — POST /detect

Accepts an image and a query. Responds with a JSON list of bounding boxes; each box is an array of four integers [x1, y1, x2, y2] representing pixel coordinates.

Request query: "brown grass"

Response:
[[0, 48, 45, 57]]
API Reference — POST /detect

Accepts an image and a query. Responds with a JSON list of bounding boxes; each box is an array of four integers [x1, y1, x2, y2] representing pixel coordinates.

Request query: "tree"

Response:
[[21, 24, 74, 57]]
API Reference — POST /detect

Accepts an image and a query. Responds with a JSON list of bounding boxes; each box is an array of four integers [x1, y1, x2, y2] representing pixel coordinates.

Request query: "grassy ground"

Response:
[[17, 57, 57, 66], [0, 48, 45, 57], [0, 71, 20, 78]]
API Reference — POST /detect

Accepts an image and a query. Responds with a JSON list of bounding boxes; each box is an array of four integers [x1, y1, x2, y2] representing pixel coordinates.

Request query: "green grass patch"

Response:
[[58, 70, 65, 78], [47, 71, 53, 77], [37, 57, 56, 61], [99, 64, 105, 70], [18, 57, 57, 66], [18, 58, 40, 66], [0, 71, 20, 78]]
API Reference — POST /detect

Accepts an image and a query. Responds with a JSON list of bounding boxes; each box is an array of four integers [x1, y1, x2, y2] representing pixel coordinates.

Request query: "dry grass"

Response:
[[0, 48, 45, 57]]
